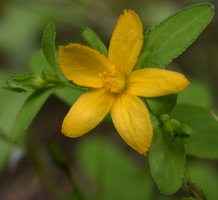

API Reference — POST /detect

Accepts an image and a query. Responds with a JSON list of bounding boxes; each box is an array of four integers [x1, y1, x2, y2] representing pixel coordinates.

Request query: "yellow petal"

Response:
[[62, 89, 114, 138], [110, 93, 153, 154], [127, 68, 190, 97], [58, 43, 111, 88], [108, 10, 143, 77]]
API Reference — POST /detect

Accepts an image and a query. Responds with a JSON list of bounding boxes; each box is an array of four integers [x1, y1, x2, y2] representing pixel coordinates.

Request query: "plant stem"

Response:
[[65, 168, 86, 200], [183, 176, 207, 200], [26, 136, 64, 200], [47, 142, 86, 200]]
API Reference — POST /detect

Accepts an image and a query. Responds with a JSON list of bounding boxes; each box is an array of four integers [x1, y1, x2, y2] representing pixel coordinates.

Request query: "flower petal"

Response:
[[110, 93, 153, 154], [62, 89, 114, 138], [127, 68, 190, 97], [59, 43, 111, 88], [108, 10, 143, 77]]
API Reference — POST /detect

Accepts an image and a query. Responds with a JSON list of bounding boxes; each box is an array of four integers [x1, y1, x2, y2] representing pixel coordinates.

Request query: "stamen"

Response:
[[109, 75, 126, 93]]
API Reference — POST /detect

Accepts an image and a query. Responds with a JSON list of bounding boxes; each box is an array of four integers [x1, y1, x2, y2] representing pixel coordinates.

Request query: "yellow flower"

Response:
[[58, 10, 189, 154]]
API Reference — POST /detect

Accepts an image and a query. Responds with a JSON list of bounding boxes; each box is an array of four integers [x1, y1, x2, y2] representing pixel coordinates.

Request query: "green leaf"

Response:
[[181, 198, 196, 200], [149, 127, 186, 195], [41, 22, 58, 71], [76, 136, 154, 200], [11, 88, 55, 142], [171, 105, 218, 159], [135, 50, 150, 69], [81, 27, 108, 56], [178, 80, 212, 109], [142, 3, 214, 68], [146, 94, 177, 117]]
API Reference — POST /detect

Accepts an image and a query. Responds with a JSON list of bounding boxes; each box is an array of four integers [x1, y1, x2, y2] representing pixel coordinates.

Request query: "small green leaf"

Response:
[[142, 3, 214, 68], [81, 27, 108, 56], [4, 71, 63, 93], [146, 94, 177, 117], [171, 105, 218, 159], [181, 197, 196, 200], [149, 127, 186, 195], [11, 88, 55, 142], [41, 22, 58, 71], [164, 118, 192, 138], [4, 75, 46, 92]]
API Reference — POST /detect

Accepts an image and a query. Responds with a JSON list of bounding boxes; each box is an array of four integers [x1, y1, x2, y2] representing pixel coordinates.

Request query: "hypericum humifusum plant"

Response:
[[3, 3, 217, 199]]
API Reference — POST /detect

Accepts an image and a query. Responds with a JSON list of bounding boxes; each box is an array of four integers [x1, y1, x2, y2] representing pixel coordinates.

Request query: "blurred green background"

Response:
[[0, 0, 217, 199]]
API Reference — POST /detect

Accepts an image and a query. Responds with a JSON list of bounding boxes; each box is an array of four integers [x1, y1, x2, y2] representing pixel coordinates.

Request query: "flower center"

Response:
[[108, 74, 126, 93], [99, 71, 126, 93]]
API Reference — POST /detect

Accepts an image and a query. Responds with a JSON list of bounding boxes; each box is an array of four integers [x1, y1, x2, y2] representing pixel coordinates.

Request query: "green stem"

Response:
[[47, 142, 86, 200], [65, 168, 86, 200], [26, 136, 64, 200], [64, 83, 87, 93], [56, 80, 87, 93], [183, 176, 207, 200]]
